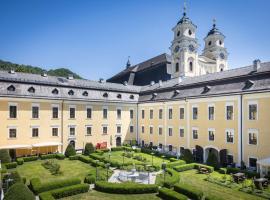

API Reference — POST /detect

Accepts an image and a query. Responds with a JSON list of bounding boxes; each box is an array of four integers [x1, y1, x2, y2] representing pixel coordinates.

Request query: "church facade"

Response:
[[0, 7, 270, 175]]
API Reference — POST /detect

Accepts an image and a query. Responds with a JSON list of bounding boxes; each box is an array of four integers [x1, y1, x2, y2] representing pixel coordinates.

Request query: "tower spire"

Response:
[[126, 56, 131, 68], [213, 18, 216, 28], [183, 0, 187, 16]]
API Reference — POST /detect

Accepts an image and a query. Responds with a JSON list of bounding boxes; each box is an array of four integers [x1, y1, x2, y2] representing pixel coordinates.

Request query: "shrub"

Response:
[[170, 158, 178, 162], [55, 153, 65, 160], [194, 164, 214, 173], [84, 174, 95, 184], [4, 182, 35, 200], [111, 147, 124, 151], [79, 155, 94, 164], [167, 160, 186, 168], [64, 144, 76, 157], [180, 149, 194, 163], [3, 171, 22, 188], [174, 183, 203, 200], [69, 155, 79, 160], [22, 156, 39, 162], [0, 149, 11, 163], [159, 187, 188, 200], [218, 167, 227, 174], [5, 162, 17, 169], [206, 151, 220, 170], [16, 158, 24, 165], [84, 143, 95, 155], [173, 163, 195, 172], [39, 184, 89, 200], [42, 160, 62, 175], [226, 167, 240, 174], [30, 177, 81, 194], [41, 154, 57, 160], [163, 168, 180, 188], [95, 181, 158, 194]]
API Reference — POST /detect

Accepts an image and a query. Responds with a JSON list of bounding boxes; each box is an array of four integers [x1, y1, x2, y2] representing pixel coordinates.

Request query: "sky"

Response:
[[0, 0, 269, 80]]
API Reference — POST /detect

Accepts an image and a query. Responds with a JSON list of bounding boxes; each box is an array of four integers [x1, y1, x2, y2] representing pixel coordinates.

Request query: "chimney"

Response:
[[253, 59, 261, 71], [158, 80, 163, 87], [67, 74, 74, 80], [150, 81, 155, 86], [9, 69, 15, 74]]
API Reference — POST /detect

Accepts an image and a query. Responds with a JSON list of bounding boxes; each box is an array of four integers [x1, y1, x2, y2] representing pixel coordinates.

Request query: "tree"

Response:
[[206, 151, 219, 170], [0, 149, 11, 163], [64, 144, 76, 157], [181, 149, 194, 163], [4, 183, 35, 200], [84, 143, 95, 155]]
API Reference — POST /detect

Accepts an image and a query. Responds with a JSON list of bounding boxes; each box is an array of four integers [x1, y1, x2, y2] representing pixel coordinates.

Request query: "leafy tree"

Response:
[[4, 183, 35, 200], [0, 149, 11, 163], [84, 143, 95, 155], [206, 151, 220, 170], [64, 144, 76, 157], [181, 149, 194, 163]]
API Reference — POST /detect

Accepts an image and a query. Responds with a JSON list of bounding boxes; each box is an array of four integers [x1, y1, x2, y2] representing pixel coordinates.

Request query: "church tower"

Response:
[[202, 19, 228, 72], [170, 4, 199, 78]]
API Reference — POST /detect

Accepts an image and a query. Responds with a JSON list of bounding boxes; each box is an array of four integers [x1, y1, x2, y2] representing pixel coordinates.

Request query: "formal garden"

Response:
[[0, 143, 269, 200]]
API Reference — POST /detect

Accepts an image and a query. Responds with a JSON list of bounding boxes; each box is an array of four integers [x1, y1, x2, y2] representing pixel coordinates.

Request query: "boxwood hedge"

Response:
[[5, 162, 17, 169], [163, 168, 180, 188], [158, 187, 188, 200], [174, 183, 203, 200], [167, 160, 186, 168], [95, 181, 158, 194], [22, 156, 39, 162], [16, 158, 24, 165]]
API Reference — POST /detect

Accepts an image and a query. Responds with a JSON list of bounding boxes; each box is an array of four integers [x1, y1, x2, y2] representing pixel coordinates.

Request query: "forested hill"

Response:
[[0, 60, 82, 79]]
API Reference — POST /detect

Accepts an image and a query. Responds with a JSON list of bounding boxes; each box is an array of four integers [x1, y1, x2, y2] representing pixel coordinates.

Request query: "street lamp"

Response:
[[95, 160, 99, 181], [162, 162, 167, 184], [105, 163, 110, 181], [151, 152, 154, 166], [146, 164, 151, 184]]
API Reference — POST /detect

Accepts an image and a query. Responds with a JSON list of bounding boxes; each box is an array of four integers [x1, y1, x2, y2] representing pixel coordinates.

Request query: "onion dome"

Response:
[[207, 19, 224, 36]]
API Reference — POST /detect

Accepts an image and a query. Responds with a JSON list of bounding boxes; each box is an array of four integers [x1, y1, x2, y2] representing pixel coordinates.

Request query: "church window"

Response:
[[189, 61, 193, 72], [188, 29, 192, 35], [175, 63, 179, 72], [177, 31, 180, 37], [208, 41, 212, 46], [219, 40, 223, 45], [219, 64, 225, 71]]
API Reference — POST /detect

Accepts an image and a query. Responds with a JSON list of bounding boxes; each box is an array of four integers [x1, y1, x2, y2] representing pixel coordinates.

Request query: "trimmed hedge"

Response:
[[30, 177, 81, 194], [167, 160, 186, 168], [41, 154, 57, 160], [174, 163, 195, 172], [55, 154, 65, 160], [39, 184, 89, 200], [4, 182, 35, 200], [5, 162, 17, 169], [69, 155, 80, 160], [163, 168, 180, 188], [16, 158, 24, 165], [174, 183, 203, 200], [159, 188, 188, 200], [22, 156, 39, 162], [225, 167, 259, 178], [95, 181, 158, 194], [84, 174, 95, 184], [218, 167, 227, 174], [111, 147, 124, 151]]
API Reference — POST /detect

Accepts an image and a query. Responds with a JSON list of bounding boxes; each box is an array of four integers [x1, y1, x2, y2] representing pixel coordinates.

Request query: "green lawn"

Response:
[[179, 170, 264, 200], [15, 159, 106, 184], [61, 190, 160, 200]]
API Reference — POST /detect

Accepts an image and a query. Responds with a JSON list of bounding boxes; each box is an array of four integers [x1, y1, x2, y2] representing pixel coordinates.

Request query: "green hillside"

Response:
[[0, 60, 82, 79]]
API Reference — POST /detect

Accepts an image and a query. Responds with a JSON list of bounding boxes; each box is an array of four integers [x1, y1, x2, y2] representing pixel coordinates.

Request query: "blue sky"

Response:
[[0, 0, 269, 80]]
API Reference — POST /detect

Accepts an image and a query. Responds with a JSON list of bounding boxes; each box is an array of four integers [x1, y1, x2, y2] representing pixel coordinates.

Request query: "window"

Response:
[[248, 129, 258, 145], [117, 109, 121, 119], [102, 126, 108, 135], [168, 127, 173, 136], [129, 95, 134, 100], [82, 91, 88, 96], [150, 109, 153, 119], [9, 128, 17, 138], [32, 106, 39, 119], [208, 129, 215, 141], [9, 105, 17, 118], [150, 126, 153, 134], [52, 128, 58, 137], [192, 107, 198, 120], [208, 106, 214, 120], [159, 109, 163, 119], [68, 90, 74, 96], [177, 31, 180, 37], [168, 108, 173, 119], [117, 94, 122, 99], [189, 61, 193, 72], [226, 129, 234, 143], [192, 129, 198, 139], [141, 126, 145, 134], [227, 155, 234, 165], [179, 128, 184, 137], [130, 109, 134, 119], [226, 105, 234, 120], [103, 108, 108, 119], [28, 87, 35, 93], [103, 92, 108, 98], [52, 106, 59, 119], [175, 63, 179, 72], [179, 107, 185, 119], [69, 127, 75, 136], [87, 107, 92, 119], [248, 103, 257, 120], [32, 128, 39, 137], [188, 29, 192, 35], [168, 145, 173, 152], [130, 126, 134, 133], [86, 126, 92, 136], [69, 107, 76, 119], [7, 85, 15, 92], [249, 157, 257, 168], [52, 88, 59, 95], [158, 127, 162, 135], [208, 41, 212, 46], [117, 126, 121, 134], [141, 110, 145, 119]]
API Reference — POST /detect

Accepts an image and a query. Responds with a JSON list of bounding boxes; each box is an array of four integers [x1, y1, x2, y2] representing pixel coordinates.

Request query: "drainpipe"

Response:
[[61, 100, 64, 153], [240, 94, 243, 167], [136, 103, 139, 145]]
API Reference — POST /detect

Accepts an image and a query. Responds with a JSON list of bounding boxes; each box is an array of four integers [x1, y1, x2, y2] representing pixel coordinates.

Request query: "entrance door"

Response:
[[9, 149, 16, 161], [116, 137, 121, 146]]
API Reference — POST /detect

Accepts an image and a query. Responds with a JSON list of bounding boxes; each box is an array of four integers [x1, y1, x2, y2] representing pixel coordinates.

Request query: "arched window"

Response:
[[28, 87, 35, 93], [52, 88, 59, 95], [103, 92, 108, 98], [189, 61, 193, 72], [175, 63, 179, 72], [208, 41, 212, 46], [7, 85, 15, 92], [177, 31, 180, 37], [68, 90, 74, 96], [117, 94, 122, 99], [219, 64, 225, 72], [188, 29, 192, 35], [82, 91, 88, 96]]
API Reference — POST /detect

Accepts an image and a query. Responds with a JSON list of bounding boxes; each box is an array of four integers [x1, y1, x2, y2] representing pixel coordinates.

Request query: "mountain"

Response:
[[0, 60, 82, 79]]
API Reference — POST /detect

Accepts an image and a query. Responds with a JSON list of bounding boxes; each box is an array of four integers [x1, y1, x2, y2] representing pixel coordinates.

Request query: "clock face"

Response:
[[188, 44, 195, 52], [174, 46, 180, 53], [220, 53, 225, 59]]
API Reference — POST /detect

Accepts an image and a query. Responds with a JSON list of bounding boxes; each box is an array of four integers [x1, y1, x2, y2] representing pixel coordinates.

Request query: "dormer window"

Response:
[[82, 91, 88, 96], [103, 92, 108, 98], [188, 29, 192, 35], [203, 85, 211, 93], [117, 94, 122, 99], [28, 87, 35, 93], [152, 93, 157, 99], [7, 85, 15, 92], [129, 95, 134, 100], [174, 90, 180, 96], [244, 80, 254, 90], [68, 90, 74, 96], [52, 88, 59, 95]]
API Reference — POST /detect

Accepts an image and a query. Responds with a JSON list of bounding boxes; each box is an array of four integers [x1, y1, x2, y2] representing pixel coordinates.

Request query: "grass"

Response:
[[15, 159, 107, 184], [60, 190, 160, 200], [179, 169, 265, 200]]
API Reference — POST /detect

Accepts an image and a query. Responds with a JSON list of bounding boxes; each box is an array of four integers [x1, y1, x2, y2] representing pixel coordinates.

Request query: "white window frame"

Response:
[[168, 126, 173, 137], [225, 129, 235, 144], [51, 126, 59, 137], [116, 124, 122, 134], [149, 108, 154, 119], [8, 102, 18, 119], [225, 102, 234, 120], [8, 126, 17, 139], [247, 101, 258, 120], [116, 107, 122, 120], [179, 126, 185, 137], [208, 128, 215, 142], [149, 125, 154, 134], [102, 124, 108, 135], [51, 104, 60, 119], [159, 108, 163, 119], [141, 109, 145, 119], [86, 105, 93, 119], [69, 105, 76, 119], [192, 105, 198, 120], [85, 125, 92, 136], [158, 125, 163, 135], [208, 104, 215, 120], [141, 125, 145, 134], [192, 127, 198, 140], [31, 126, 39, 138], [68, 125, 76, 137], [248, 128, 258, 146], [102, 106, 108, 119], [248, 156, 258, 168], [129, 125, 134, 133], [179, 106, 185, 120], [129, 108, 134, 119], [168, 107, 173, 120], [31, 103, 40, 119]]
